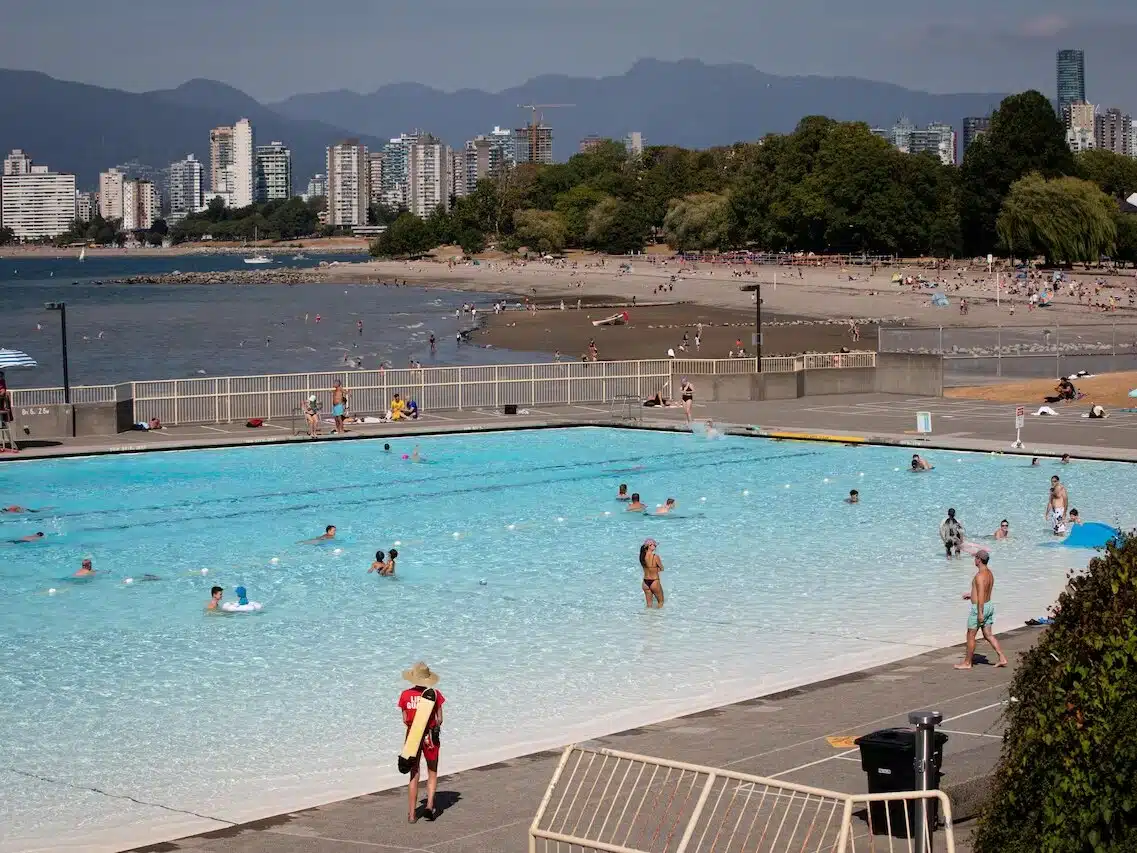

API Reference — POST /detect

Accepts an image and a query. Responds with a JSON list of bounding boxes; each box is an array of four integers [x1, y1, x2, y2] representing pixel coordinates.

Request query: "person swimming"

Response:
[[383, 548, 398, 576], [2, 505, 43, 513], [617, 484, 630, 501], [911, 454, 934, 471], [369, 550, 387, 573], [206, 586, 224, 612], [994, 519, 1010, 539], [940, 508, 964, 558], [846, 489, 859, 504], [9, 531, 44, 544], [655, 498, 676, 515], [299, 525, 336, 544], [384, 443, 391, 452], [73, 558, 96, 577], [626, 493, 646, 512]]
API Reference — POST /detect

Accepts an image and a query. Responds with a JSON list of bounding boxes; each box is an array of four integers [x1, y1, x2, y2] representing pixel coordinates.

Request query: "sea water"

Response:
[[0, 428, 1129, 852]]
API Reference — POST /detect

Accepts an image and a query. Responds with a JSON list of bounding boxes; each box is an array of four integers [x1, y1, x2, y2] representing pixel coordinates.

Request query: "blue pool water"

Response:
[[0, 428, 1128, 852]]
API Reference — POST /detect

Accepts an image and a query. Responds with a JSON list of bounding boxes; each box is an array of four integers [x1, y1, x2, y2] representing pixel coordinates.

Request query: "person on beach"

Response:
[[357, 319, 363, 336], [331, 381, 348, 434], [626, 493, 646, 512], [1047, 476, 1068, 534], [304, 395, 321, 437], [398, 662, 445, 823], [940, 508, 964, 558], [300, 525, 336, 544], [954, 550, 1008, 670], [680, 378, 694, 424], [640, 538, 664, 608]]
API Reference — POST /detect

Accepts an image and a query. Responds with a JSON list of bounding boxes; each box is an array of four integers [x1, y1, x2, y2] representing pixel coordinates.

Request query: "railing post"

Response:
[[458, 367, 463, 410], [938, 326, 943, 354], [673, 774, 718, 853], [997, 326, 1002, 378], [1055, 323, 1061, 379], [494, 366, 500, 409], [1112, 321, 1117, 373], [909, 710, 944, 853]]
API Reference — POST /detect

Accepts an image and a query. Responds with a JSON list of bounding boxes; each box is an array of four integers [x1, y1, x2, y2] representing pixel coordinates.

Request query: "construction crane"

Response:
[[517, 103, 574, 163]]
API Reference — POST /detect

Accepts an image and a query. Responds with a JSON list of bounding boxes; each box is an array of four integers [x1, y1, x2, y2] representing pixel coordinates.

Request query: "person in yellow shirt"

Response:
[[390, 393, 407, 421]]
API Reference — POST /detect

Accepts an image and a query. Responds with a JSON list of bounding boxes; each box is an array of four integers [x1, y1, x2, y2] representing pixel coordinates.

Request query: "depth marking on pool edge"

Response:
[[1, 765, 235, 827]]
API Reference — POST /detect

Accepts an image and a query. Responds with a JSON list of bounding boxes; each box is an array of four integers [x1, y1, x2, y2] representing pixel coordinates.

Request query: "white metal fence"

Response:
[[530, 745, 954, 853], [9, 353, 878, 426]]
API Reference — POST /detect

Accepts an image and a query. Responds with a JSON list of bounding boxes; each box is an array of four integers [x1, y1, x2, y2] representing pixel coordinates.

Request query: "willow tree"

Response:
[[662, 192, 731, 251], [996, 174, 1117, 264]]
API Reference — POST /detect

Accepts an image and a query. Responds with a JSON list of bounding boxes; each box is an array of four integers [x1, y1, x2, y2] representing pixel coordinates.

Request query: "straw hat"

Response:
[[402, 661, 440, 687]]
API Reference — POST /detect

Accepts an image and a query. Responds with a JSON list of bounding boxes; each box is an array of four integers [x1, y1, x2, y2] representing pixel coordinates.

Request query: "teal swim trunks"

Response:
[[332, 403, 346, 417], [968, 601, 995, 630]]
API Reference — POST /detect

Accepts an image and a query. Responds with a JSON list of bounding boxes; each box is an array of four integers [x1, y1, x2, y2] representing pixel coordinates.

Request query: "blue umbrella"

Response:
[[0, 348, 38, 369]]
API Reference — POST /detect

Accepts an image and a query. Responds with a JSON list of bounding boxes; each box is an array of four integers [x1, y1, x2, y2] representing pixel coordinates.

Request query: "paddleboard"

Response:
[[398, 687, 437, 774]]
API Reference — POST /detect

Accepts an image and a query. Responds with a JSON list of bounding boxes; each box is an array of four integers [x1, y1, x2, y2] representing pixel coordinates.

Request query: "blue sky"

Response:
[[2, 0, 1135, 105]]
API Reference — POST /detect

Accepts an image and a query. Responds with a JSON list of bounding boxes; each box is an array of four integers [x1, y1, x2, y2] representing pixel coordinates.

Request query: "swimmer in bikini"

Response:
[[626, 493, 646, 512], [640, 539, 664, 608], [655, 498, 676, 515], [617, 484, 629, 501], [300, 525, 336, 544]]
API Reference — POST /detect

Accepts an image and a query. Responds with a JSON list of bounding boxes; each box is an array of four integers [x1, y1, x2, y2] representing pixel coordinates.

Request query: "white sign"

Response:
[[1015, 406, 1025, 429], [916, 411, 932, 434], [751, 333, 763, 346]]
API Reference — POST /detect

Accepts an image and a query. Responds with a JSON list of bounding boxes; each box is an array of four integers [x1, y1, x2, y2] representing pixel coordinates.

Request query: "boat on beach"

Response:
[[592, 311, 630, 327]]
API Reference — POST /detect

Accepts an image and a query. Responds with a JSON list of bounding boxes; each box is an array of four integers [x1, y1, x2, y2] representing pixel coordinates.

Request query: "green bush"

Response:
[[976, 533, 1137, 853]]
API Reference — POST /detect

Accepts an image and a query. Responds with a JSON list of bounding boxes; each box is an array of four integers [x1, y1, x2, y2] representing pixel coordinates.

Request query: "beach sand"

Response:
[[946, 371, 1137, 408]]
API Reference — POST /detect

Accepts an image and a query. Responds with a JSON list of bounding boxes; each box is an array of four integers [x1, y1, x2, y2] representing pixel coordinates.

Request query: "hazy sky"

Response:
[[3, 0, 1135, 105]]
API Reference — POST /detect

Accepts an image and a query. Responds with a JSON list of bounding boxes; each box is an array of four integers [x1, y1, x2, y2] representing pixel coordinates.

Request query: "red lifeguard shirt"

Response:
[[398, 686, 445, 728]]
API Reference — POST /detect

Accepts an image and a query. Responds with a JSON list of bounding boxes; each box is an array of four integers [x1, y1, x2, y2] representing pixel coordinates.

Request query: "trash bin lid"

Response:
[[854, 728, 916, 750]]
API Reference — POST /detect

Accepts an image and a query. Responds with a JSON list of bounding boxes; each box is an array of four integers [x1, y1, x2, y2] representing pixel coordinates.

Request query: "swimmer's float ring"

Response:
[[221, 601, 263, 612]]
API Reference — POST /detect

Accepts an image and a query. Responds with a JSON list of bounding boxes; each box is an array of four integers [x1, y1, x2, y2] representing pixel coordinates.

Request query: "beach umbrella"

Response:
[[0, 348, 38, 369]]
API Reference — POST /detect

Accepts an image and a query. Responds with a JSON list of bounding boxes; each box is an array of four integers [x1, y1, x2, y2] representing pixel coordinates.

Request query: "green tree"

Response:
[[369, 212, 435, 257], [586, 197, 648, 254], [1112, 213, 1137, 265], [996, 174, 1116, 264], [960, 90, 1076, 255], [456, 228, 487, 256], [976, 533, 1137, 853], [1077, 149, 1137, 202], [268, 198, 319, 240], [425, 205, 454, 246], [662, 192, 731, 251], [554, 185, 608, 247], [513, 208, 568, 254]]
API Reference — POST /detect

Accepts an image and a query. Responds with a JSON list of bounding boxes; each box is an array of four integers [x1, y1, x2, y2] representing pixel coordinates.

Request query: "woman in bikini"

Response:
[[640, 538, 664, 609], [680, 378, 694, 425]]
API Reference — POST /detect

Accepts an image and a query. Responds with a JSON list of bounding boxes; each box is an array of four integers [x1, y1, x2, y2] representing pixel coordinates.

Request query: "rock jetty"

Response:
[[108, 269, 317, 285]]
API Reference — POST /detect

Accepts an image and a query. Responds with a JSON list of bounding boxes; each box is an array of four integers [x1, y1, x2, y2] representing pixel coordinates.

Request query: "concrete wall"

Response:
[[11, 404, 73, 438], [875, 353, 944, 396], [800, 367, 877, 397], [74, 400, 135, 436]]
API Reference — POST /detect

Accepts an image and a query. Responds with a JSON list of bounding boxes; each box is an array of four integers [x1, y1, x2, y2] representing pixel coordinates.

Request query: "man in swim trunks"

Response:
[[331, 381, 348, 435], [994, 519, 1010, 539], [300, 525, 336, 544], [1046, 475, 1068, 534], [206, 586, 224, 611], [73, 558, 96, 577], [954, 550, 1008, 669], [939, 508, 964, 558], [10, 531, 44, 543], [398, 662, 445, 823], [655, 498, 676, 515], [626, 493, 646, 512]]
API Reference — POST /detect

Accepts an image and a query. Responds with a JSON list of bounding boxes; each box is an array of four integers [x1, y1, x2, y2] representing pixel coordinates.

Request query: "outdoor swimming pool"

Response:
[[1, 427, 1129, 852]]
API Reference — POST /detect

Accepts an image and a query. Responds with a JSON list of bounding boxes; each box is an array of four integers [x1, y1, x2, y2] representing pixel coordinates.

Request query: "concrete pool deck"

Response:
[[5, 392, 1137, 463], [122, 629, 1035, 853]]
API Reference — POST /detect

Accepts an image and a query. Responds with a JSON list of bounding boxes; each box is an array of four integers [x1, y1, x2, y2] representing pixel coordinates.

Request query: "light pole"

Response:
[[44, 301, 72, 436], [739, 283, 764, 372]]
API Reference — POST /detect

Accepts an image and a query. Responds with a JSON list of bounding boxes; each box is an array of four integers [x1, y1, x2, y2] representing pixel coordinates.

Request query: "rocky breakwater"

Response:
[[108, 269, 317, 285]]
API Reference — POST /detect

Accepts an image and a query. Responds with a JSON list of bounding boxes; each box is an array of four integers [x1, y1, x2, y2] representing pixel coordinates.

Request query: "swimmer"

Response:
[[640, 539, 664, 608], [206, 585, 224, 612], [911, 454, 934, 471], [73, 558, 96, 577], [939, 508, 964, 558], [655, 498, 676, 515], [369, 550, 387, 573], [300, 525, 336, 544], [626, 493, 646, 512], [411, 446, 421, 463], [616, 484, 629, 501], [383, 548, 398, 576], [994, 519, 1010, 540], [1030, 457, 1039, 466], [3, 505, 43, 513], [9, 531, 44, 544], [704, 419, 719, 438], [1061, 454, 1071, 464], [1067, 508, 1081, 525], [846, 489, 859, 504], [384, 443, 391, 452], [1046, 476, 1068, 534]]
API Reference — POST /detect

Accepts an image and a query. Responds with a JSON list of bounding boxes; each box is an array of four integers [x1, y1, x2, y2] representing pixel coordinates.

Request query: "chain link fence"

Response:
[[879, 323, 1137, 385]]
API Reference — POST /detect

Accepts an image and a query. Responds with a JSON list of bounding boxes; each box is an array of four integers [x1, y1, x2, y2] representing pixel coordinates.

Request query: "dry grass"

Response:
[[946, 371, 1137, 408]]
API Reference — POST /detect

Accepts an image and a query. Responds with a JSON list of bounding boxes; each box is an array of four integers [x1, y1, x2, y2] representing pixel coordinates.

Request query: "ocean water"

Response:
[[0, 427, 1129, 852], [1, 254, 546, 388]]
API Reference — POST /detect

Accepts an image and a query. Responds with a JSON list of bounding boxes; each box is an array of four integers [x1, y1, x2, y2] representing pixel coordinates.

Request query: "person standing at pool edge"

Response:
[[331, 381, 348, 435], [680, 378, 694, 425], [954, 550, 1008, 670], [640, 539, 664, 608], [398, 662, 445, 823]]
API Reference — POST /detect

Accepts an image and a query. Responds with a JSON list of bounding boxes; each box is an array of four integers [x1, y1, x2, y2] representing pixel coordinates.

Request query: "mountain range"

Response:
[[0, 60, 1008, 191]]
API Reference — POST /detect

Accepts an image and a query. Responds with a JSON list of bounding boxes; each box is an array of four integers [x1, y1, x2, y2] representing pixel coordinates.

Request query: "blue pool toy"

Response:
[[1062, 522, 1120, 549]]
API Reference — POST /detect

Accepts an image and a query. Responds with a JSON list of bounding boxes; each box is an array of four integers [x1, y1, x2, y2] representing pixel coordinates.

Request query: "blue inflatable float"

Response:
[[1062, 522, 1120, 549]]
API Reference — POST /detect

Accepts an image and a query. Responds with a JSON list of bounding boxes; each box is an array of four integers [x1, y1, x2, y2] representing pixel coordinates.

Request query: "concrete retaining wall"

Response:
[[688, 356, 944, 402], [875, 353, 944, 396]]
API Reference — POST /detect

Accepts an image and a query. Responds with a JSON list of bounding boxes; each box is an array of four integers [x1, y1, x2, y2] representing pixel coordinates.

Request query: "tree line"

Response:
[[372, 90, 1137, 264]]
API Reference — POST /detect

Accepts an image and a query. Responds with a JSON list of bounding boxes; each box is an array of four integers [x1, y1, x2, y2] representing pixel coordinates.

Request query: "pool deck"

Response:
[[5, 392, 1137, 463], [123, 628, 1036, 853]]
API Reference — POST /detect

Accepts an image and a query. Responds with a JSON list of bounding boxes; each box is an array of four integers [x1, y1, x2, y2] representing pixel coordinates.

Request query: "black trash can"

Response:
[[854, 727, 948, 837]]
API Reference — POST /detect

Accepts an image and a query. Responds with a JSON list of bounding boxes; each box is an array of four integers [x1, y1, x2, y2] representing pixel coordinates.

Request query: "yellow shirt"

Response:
[[390, 398, 406, 420]]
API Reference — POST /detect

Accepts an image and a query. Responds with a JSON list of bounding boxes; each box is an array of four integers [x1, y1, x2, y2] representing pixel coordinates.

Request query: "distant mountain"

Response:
[[0, 70, 385, 191], [272, 58, 1009, 159]]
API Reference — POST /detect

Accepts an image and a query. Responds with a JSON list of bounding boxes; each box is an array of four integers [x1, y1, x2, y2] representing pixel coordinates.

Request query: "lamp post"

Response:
[[739, 283, 764, 372], [44, 301, 72, 436]]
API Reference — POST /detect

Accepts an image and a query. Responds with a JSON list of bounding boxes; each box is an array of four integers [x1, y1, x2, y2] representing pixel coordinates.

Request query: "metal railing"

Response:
[[10, 353, 878, 426], [530, 745, 954, 853]]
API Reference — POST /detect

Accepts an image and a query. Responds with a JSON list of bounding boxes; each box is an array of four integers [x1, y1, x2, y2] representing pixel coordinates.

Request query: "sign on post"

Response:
[[751, 333, 762, 347], [916, 411, 932, 434], [1012, 405, 1025, 449]]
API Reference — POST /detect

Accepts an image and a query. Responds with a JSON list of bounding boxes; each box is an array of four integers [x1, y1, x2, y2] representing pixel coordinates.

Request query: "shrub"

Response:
[[976, 533, 1137, 853]]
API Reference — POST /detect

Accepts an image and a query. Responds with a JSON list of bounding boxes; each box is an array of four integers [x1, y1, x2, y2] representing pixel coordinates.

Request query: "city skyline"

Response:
[[0, 2, 1134, 105]]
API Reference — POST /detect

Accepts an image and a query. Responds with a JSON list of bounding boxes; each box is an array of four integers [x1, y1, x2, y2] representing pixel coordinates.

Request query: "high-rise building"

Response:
[[367, 152, 385, 205], [462, 130, 513, 198], [209, 126, 234, 193], [168, 154, 205, 222], [231, 119, 254, 208], [514, 124, 553, 164], [1063, 101, 1096, 131], [872, 119, 956, 165], [98, 168, 126, 221], [76, 191, 97, 223], [305, 174, 326, 199], [380, 132, 419, 209], [1131, 119, 1137, 159], [325, 140, 369, 227], [961, 117, 990, 153], [449, 149, 467, 199], [121, 179, 139, 231], [1066, 126, 1097, 153], [137, 181, 159, 229], [1095, 108, 1133, 156], [255, 141, 291, 203], [408, 135, 451, 217], [578, 135, 604, 153], [0, 151, 76, 240], [1056, 50, 1086, 116], [625, 132, 645, 157]]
